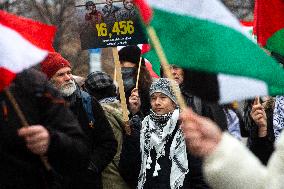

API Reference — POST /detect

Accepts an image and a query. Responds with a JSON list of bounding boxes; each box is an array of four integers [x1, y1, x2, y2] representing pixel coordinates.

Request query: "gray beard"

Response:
[[58, 80, 77, 97]]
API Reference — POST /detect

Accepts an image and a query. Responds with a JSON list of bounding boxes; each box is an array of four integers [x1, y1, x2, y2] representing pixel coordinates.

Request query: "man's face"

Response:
[[50, 67, 76, 96], [150, 92, 176, 115], [123, 0, 133, 10], [106, 0, 113, 6], [170, 66, 184, 85]]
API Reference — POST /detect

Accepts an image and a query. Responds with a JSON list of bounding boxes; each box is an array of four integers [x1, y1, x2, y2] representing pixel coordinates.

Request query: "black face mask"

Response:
[[121, 67, 136, 93]]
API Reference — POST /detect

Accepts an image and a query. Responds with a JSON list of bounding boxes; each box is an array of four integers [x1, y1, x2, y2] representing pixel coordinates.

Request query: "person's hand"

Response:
[[18, 125, 50, 155], [129, 88, 141, 115], [250, 97, 267, 137], [180, 108, 222, 157]]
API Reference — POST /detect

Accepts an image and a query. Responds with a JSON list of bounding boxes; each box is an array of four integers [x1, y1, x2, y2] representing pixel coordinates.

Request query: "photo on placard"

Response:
[[75, 0, 148, 49]]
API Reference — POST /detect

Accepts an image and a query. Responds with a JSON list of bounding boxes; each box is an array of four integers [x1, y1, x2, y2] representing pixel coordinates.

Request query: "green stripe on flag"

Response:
[[266, 29, 284, 57]]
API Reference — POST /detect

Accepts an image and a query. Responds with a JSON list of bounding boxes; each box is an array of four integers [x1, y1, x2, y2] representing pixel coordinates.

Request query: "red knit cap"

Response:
[[41, 52, 71, 79]]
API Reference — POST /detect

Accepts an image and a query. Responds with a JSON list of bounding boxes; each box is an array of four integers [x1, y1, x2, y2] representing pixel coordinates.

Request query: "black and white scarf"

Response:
[[138, 109, 188, 189], [273, 96, 284, 140], [99, 97, 118, 104]]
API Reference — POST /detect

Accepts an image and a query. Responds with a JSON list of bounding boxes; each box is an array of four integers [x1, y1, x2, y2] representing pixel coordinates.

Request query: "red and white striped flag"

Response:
[[0, 10, 56, 91]]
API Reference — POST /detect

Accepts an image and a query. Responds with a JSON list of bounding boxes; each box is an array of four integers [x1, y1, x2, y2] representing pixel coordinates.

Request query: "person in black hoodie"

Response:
[[118, 45, 153, 118], [0, 68, 89, 189], [41, 52, 117, 189]]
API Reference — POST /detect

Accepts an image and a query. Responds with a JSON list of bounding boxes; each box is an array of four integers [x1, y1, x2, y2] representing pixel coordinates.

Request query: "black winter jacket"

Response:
[[243, 100, 275, 165], [181, 85, 228, 131], [119, 117, 210, 189], [64, 88, 117, 189], [0, 69, 89, 189]]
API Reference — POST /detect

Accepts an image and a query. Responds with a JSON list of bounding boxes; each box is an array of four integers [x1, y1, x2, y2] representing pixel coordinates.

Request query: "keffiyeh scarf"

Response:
[[99, 97, 118, 104], [273, 96, 284, 140], [138, 109, 188, 189]]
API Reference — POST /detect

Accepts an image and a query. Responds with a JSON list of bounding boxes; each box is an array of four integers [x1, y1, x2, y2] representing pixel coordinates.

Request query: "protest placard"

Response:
[[76, 0, 147, 49]]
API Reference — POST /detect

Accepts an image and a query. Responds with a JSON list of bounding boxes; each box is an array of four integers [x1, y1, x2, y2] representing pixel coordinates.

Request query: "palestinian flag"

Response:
[[0, 10, 56, 91], [253, 0, 284, 56], [135, 0, 284, 104]]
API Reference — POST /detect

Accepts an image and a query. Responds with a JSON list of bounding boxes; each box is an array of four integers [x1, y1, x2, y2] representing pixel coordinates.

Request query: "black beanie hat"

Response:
[[118, 45, 141, 64]]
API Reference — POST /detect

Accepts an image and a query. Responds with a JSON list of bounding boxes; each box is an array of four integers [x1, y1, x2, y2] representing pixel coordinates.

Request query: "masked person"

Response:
[[0, 68, 89, 189], [119, 78, 209, 189], [118, 45, 152, 118], [41, 52, 117, 189]]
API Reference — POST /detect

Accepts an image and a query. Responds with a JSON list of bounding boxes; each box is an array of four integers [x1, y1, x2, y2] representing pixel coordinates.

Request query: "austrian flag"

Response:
[[0, 10, 56, 91]]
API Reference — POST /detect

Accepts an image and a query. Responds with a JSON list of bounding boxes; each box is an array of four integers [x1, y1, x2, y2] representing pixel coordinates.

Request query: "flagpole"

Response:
[[4, 88, 29, 127], [4, 88, 52, 170], [113, 67, 117, 82], [146, 26, 187, 110], [112, 47, 131, 135], [135, 57, 142, 89]]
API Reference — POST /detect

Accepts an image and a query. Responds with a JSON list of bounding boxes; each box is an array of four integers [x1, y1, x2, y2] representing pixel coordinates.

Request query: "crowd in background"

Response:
[[1, 44, 284, 189]]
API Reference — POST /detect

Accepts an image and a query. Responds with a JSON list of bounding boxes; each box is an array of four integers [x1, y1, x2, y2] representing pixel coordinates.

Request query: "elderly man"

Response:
[[41, 52, 117, 189]]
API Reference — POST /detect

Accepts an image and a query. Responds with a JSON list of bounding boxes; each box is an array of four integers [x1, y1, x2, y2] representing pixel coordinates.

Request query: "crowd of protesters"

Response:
[[1, 44, 284, 189]]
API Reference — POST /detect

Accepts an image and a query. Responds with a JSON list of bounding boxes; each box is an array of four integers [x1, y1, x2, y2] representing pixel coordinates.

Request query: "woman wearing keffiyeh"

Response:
[[119, 78, 209, 189]]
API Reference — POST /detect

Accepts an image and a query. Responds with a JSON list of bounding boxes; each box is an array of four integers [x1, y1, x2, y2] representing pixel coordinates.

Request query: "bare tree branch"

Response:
[[30, 0, 51, 23]]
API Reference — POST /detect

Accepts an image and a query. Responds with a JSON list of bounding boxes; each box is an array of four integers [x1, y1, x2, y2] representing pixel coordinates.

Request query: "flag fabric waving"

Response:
[[0, 10, 56, 91], [240, 20, 255, 41], [145, 58, 159, 78], [253, 0, 284, 57], [135, 0, 284, 104]]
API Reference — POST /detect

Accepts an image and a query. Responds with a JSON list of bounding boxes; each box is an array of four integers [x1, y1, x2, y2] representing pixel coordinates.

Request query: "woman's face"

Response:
[[150, 92, 176, 115]]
